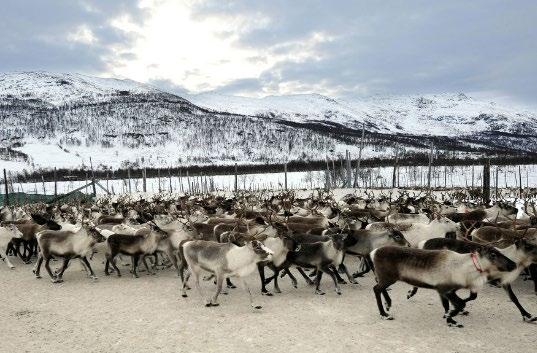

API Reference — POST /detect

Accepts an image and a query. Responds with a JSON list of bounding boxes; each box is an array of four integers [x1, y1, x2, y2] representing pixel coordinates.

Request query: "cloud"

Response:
[[0, 0, 147, 73], [191, 0, 537, 101], [1, 0, 536, 104]]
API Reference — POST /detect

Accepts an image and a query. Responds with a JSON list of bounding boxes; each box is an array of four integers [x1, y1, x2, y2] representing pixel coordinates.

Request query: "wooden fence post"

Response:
[[54, 168, 58, 196], [345, 150, 351, 187], [234, 163, 238, 192], [127, 168, 132, 194], [142, 168, 147, 193], [354, 123, 365, 187], [3, 169, 9, 206], [483, 159, 490, 203], [325, 157, 331, 190], [284, 163, 288, 190], [169, 167, 173, 193], [89, 157, 97, 197], [495, 166, 499, 199], [392, 145, 399, 188], [518, 165, 523, 198], [427, 141, 434, 191]]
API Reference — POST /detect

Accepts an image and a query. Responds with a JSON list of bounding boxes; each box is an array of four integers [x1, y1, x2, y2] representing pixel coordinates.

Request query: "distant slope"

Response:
[[0, 71, 536, 173], [188, 92, 537, 137]]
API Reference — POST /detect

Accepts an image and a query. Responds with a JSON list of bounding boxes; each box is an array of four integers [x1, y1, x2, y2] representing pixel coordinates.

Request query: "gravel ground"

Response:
[[0, 254, 536, 353]]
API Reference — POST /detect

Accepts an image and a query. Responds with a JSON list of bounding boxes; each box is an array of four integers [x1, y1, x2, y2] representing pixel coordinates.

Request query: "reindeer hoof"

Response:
[[381, 315, 394, 320], [254, 305, 262, 310], [523, 316, 537, 322], [35, 275, 42, 279], [211, 303, 220, 307], [274, 288, 282, 294], [337, 279, 347, 285], [51, 278, 63, 283], [90, 276, 98, 281], [261, 291, 273, 296], [292, 281, 298, 288], [181, 294, 188, 298], [315, 290, 325, 295], [205, 303, 212, 307], [448, 323, 464, 328], [227, 284, 236, 289], [9, 266, 15, 270]]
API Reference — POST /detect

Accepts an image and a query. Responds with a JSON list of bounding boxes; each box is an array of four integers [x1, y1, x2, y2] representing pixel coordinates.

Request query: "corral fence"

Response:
[[2, 149, 536, 206]]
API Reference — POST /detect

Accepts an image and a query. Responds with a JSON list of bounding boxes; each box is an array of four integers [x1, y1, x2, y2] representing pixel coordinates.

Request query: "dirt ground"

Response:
[[1, 254, 535, 353]]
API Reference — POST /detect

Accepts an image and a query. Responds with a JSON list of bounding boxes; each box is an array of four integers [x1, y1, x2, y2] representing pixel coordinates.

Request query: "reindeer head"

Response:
[[476, 246, 516, 272], [250, 240, 273, 259]]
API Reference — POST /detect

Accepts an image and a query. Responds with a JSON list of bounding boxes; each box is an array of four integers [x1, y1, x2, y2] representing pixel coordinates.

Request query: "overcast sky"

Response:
[[1, 0, 536, 103]]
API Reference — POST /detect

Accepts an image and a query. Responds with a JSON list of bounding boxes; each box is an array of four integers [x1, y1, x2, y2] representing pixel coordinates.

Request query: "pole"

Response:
[[89, 157, 97, 197], [142, 168, 147, 193], [345, 150, 351, 187], [392, 144, 399, 188], [427, 141, 433, 191], [234, 163, 238, 192], [3, 169, 9, 206], [483, 159, 490, 204], [127, 168, 132, 194], [354, 123, 365, 187], [284, 163, 288, 190], [54, 167, 57, 197]]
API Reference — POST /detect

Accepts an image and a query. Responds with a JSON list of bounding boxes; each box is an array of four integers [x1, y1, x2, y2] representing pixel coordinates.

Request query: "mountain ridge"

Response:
[[0, 71, 535, 172]]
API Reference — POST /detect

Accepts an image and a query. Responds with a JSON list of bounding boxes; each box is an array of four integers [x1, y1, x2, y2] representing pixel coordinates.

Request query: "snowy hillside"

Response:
[[0, 72, 161, 106], [188, 92, 537, 137], [0, 71, 536, 173]]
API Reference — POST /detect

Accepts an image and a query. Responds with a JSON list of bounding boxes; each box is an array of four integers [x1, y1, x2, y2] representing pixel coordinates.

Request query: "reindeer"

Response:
[[178, 239, 273, 308], [371, 245, 516, 327], [33, 221, 105, 283]]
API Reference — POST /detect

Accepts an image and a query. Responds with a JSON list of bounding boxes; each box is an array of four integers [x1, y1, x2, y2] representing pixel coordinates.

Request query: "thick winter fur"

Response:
[[179, 240, 273, 308], [104, 223, 169, 278], [34, 223, 105, 282], [412, 237, 537, 321], [370, 245, 516, 327]]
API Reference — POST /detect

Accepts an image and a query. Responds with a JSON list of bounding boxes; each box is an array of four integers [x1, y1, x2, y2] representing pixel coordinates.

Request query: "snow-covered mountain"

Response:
[[188, 92, 537, 137], [0, 71, 536, 173]]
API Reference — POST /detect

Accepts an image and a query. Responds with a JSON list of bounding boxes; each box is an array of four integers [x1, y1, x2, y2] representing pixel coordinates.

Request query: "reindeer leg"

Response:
[[314, 269, 325, 295], [258, 263, 272, 296], [55, 257, 71, 282], [132, 255, 140, 278], [240, 278, 262, 309], [0, 250, 15, 269], [191, 267, 207, 307], [339, 263, 358, 284], [44, 257, 58, 282], [34, 254, 43, 278], [210, 274, 223, 307], [297, 267, 315, 285], [285, 268, 298, 288], [445, 291, 466, 328], [439, 292, 450, 318], [110, 254, 121, 277], [142, 255, 155, 275], [373, 282, 393, 320], [353, 256, 372, 278], [81, 257, 97, 280], [226, 278, 236, 289], [407, 286, 419, 299], [503, 284, 536, 321], [322, 265, 342, 295], [331, 265, 347, 284], [180, 268, 190, 298], [529, 264, 537, 295]]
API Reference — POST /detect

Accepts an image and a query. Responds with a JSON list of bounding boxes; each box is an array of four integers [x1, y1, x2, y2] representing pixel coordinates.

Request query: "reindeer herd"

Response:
[[1, 189, 536, 328]]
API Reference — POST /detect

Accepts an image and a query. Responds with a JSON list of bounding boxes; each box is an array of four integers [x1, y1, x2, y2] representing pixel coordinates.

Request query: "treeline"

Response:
[[10, 153, 537, 184]]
